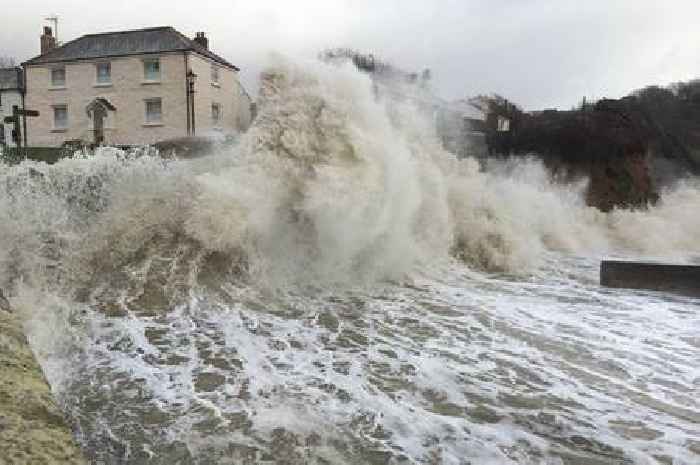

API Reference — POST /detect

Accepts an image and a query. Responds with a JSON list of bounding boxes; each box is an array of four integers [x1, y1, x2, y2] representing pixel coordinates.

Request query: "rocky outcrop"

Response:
[[480, 81, 700, 211], [0, 294, 86, 465], [586, 148, 658, 212], [485, 98, 660, 211]]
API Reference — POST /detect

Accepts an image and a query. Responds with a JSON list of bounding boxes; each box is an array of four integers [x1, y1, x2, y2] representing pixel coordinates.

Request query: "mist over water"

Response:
[[1, 59, 699, 464]]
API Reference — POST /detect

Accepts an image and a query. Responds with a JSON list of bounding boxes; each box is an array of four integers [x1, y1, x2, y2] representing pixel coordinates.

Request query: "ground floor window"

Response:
[[145, 98, 162, 123], [211, 103, 221, 126], [53, 105, 68, 129]]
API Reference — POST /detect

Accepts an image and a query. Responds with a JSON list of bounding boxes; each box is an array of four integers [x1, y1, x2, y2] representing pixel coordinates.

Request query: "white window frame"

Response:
[[52, 104, 68, 130], [143, 58, 161, 83], [144, 98, 162, 125], [497, 116, 510, 132], [95, 61, 111, 85], [50, 66, 66, 88]]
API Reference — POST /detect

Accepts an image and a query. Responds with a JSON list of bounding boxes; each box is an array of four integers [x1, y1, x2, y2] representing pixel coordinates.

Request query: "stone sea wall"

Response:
[[0, 294, 86, 465]]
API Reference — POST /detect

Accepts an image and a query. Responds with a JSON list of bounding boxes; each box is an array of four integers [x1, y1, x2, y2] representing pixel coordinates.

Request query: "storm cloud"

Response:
[[2, 0, 699, 109]]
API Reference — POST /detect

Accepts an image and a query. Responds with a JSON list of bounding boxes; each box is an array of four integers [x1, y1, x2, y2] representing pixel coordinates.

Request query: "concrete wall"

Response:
[[188, 53, 249, 137], [0, 89, 23, 147], [25, 52, 189, 147], [600, 260, 700, 297]]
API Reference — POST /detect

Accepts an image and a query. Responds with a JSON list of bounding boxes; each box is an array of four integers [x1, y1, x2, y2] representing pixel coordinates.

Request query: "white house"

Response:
[[23, 26, 253, 147]]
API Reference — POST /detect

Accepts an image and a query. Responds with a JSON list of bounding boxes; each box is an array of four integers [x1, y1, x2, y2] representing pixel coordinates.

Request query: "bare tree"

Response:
[[0, 56, 17, 68]]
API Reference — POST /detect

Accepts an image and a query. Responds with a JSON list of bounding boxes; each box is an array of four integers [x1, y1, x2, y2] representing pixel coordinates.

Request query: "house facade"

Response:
[[0, 67, 25, 148], [24, 26, 252, 147]]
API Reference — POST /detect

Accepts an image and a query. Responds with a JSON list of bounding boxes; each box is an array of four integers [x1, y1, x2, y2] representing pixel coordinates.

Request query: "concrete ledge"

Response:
[[0, 300, 86, 464], [600, 260, 700, 297]]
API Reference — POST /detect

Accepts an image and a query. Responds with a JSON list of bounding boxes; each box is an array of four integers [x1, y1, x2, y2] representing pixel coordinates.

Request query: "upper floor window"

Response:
[[211, 65, 219, 84], [145, 98, 162, 123], [211, 103, 221, 125], [143, 59, 160, 81], [51, 67, 66, 87], [96, 62, 111, 84], [53, 105, 68, 129]]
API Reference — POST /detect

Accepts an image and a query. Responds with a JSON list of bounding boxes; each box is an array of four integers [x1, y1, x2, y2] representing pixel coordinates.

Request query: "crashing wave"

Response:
[[1, 57, 699, 298]]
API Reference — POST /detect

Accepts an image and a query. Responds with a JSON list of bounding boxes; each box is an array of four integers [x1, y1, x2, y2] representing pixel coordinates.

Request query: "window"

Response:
[[211, 103, 221, 125], [211, 65, 219, 84], [53, 105, 68, 129], [145, 98, 162, 123], [51, 67, 66, 87], [143, 59, 160, 81], [96, 62, 111, 84]]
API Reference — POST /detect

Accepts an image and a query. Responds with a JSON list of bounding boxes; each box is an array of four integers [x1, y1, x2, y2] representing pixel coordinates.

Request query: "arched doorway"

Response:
[[86, 98, 116, 145]]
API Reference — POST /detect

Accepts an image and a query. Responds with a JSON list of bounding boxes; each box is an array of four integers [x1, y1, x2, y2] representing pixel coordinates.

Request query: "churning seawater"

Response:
[[1, 58, 698, 464]]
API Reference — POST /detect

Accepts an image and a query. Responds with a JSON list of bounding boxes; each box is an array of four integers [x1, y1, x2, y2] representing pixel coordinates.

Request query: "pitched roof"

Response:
[[0, 67, 23, 90], [24, 26, 239, 71]]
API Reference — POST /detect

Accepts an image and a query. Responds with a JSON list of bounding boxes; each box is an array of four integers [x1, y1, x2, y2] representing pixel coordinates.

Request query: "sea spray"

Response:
[[2, 58, 699, 295], [0, 56, 698, 464]]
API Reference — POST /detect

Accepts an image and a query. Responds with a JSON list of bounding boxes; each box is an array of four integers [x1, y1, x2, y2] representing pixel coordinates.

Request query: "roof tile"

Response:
[[24, 26, 239, 71]]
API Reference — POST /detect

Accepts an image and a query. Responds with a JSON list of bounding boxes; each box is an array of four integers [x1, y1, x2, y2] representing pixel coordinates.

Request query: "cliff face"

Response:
[[484, 98, 661, 211], [586, 148, 658, 212], [479, 82, 700, 211]]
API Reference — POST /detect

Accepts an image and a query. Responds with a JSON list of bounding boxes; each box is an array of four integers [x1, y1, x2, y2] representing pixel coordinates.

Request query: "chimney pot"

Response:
[[40, 26, 57, 55], [193, 32, 209, 50]]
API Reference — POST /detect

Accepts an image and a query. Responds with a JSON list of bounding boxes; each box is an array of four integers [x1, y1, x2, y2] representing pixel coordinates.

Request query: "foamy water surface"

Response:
[[1, 58, 698, 464], [22, 254, 699, 465]]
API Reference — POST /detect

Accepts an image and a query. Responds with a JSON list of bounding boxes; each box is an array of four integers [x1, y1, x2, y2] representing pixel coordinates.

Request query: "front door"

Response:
[[93, 106, 106, 145]]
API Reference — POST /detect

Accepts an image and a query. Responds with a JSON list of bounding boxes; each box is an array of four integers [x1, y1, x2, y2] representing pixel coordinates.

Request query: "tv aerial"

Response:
[[44, 14, 60, 44]]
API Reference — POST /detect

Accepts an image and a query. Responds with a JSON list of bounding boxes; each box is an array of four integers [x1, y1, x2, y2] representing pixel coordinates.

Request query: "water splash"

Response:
[[0, 56, 699, 465]]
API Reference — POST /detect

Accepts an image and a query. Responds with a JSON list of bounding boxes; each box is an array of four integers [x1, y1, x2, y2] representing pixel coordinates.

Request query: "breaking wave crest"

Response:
[[2, 58, 699, 296]]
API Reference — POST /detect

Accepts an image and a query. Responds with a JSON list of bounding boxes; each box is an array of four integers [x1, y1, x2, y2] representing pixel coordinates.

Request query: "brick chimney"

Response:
[[40, 26, 56, 55], [194, 32, 209, 50]]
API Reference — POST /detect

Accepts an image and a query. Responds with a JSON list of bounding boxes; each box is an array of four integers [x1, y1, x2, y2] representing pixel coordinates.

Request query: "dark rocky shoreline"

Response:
[[480, 82, 700, 211]]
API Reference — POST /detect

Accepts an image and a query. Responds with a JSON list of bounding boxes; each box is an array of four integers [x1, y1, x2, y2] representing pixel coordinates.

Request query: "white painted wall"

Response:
[[25, 51, 252, 147], [188, 53, 250, 137], [25, 52, 189, 147]]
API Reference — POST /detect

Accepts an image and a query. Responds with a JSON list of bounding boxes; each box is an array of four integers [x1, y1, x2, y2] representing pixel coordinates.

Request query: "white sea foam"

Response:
[[0, 56, 699, 464]]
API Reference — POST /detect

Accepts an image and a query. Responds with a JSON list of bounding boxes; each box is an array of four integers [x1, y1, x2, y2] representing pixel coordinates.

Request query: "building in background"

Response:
[[321, 49, 489, 159], [436, 100, 488, 159], [23, 26, 252, 147], [0, 67, 25, 148]]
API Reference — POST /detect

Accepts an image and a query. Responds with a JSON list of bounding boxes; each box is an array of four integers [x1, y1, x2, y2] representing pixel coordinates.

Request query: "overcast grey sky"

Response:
[[2, 1, 699, 109]]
